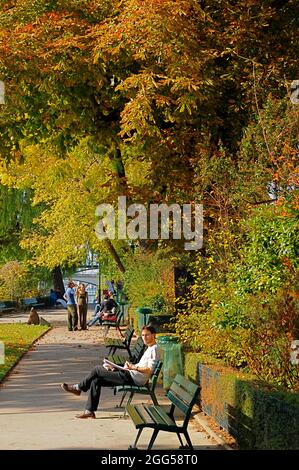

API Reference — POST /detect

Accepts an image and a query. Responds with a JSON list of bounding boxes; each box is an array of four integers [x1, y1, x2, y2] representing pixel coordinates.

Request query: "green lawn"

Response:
[[0, 323, 50, 381]]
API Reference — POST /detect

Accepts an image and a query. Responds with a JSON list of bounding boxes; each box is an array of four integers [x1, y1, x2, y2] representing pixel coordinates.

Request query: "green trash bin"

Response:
[[136, 307, 153, 331], [157, 335, 183, 390]]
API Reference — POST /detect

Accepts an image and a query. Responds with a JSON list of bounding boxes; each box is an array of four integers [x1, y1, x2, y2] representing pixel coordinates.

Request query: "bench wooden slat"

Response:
[[169, 382, 194, 406], [143, 405, 166, 426], [107, 336, 145, 365], [135, 341, 143, 349], [132, 345, 144, 361], [104, 325, 134, 355], [127, 404, 145, 427], [167, 391, 190, 415], [134, 404, 155, 424], [129, 403, 175, 428], [105, 338, 122, 347], [172, 374, 198, 395], [148, 405, 175, 427], [108, 354, 125, 366], [119, 384, 148, 393], [134, 343, 143, 353]]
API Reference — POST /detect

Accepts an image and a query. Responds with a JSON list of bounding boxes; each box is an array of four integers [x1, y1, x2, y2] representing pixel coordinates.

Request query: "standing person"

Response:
[[61, 325, 160, 418], [64, 281, 78, 331], [76, 283, 88, 330]]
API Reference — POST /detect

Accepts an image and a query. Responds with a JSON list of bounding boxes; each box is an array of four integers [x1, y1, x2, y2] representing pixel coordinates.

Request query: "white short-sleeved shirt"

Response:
[[130, 344, 160, 386]]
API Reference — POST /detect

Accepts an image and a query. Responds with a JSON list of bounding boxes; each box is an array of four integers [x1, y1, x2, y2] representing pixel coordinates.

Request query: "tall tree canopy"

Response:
[[0, 0, 298, 269]]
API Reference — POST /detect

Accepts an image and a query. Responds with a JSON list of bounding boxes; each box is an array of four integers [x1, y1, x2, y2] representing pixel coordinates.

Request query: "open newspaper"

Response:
[[103, 358, 128, 371]]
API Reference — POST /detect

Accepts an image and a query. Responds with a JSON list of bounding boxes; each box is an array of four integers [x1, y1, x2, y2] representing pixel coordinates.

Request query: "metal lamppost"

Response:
[[98, 261, 101, 303]]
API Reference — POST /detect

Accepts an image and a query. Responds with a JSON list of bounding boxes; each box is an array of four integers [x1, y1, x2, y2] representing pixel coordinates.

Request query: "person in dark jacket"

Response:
[[87, 291, 117, 327]]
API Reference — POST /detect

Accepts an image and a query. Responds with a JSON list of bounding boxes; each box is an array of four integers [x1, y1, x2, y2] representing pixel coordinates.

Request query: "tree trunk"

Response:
[[52, 266, 65, 294], [104, 239, 125, 273]]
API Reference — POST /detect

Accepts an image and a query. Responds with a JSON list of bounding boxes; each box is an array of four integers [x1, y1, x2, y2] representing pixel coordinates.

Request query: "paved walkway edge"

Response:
[[193, 411, 234, 450]]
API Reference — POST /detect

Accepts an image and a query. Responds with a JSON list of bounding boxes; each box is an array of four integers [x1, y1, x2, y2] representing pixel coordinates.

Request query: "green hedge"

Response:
[[183, 352, 202, 382], [198, 361, 299, 449], [183, 353, 299, 449]]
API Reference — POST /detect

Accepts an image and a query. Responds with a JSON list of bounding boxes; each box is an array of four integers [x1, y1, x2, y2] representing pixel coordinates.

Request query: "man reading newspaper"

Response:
[[61, 325, 160, 418]]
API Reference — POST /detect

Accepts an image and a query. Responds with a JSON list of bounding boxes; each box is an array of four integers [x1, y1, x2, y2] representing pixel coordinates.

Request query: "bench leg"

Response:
[[176, 432, 185, 448], [129, 428, 143, 449], [147, 429, 159, 450], [115, 391, 127, 408], [123, 391, 134, 417], [183, 431, 193, 450]]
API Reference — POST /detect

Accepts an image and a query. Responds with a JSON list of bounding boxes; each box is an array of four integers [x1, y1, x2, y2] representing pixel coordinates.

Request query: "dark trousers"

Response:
[[78, 303, 87, 330], [78, 365, 134, 412], [67, 304, 78, 331]]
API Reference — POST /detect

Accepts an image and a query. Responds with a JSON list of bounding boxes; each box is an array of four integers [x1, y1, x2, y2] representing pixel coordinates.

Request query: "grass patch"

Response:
[[0, 323, 50, 382]]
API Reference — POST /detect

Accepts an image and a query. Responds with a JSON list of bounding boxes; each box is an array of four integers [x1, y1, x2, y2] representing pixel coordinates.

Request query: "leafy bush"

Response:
[[174, 203, 299, 390], [123, 249, 175, 311], [0, 260, 39, 300], [149, 295, 166, 312], [240, 291, 299, 389]]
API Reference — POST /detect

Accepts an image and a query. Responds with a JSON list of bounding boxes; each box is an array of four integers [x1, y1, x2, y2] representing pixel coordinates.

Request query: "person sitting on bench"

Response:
[[60, 325, 160, 419], [87, 291, 117, 327]]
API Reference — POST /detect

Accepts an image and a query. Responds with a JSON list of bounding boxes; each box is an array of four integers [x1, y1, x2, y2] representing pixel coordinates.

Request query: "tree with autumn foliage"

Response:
[[0, 1, 298, 268], [0, 0, 298, 387]]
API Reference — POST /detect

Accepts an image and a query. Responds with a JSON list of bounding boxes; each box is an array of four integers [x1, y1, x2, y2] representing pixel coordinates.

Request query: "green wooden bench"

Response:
[[104, 324, 134, 355], [115, 360, 163, 416], [20, 297, 46, 310], [127, 374, 200, 450], [106, 336, 145, 365], [101, 306, 124, 337], [0, 300, 17, 314]]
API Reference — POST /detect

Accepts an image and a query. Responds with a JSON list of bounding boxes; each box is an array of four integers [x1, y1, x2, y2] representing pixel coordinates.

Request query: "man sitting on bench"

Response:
[[61, 325, 160, 419]]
